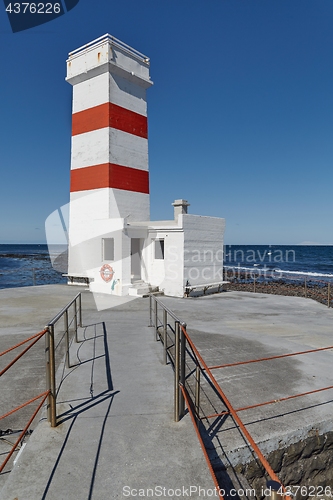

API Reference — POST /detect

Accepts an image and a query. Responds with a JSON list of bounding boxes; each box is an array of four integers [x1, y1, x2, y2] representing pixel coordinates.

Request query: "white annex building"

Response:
[[66, 34, 225, 298]]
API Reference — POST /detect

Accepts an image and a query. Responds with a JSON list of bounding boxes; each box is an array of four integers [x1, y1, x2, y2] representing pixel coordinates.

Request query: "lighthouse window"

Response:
[[103, 238, 114, 261], [155, 239, 164, 260]]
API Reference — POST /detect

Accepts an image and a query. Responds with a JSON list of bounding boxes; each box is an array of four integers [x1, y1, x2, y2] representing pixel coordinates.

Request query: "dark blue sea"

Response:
[[0, 244, 67, 289], [0, 244, 333, 289], [224, 245, 333, 283]]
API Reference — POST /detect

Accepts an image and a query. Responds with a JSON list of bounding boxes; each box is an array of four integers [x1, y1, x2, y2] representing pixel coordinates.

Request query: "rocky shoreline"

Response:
[[224, 273, 332, 308]]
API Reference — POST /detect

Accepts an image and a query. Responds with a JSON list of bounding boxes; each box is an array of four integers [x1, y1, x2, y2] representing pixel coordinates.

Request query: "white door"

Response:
[[131, 238, 142, 281]]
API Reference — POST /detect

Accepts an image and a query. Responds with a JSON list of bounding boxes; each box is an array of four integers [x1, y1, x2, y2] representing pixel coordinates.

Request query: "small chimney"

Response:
[[172, 199, 190, 220]]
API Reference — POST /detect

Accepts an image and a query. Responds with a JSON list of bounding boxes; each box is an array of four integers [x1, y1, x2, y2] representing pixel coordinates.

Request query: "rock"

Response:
[[303, 455, 326, 479], [282, 442, 303, 467], [301, 435, 325, 459], [267, 448, 285, 473]]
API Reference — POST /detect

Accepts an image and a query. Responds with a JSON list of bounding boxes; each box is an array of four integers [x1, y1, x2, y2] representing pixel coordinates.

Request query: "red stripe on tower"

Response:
[[72, 103, 148, 138], [70, 163, 149, 194]]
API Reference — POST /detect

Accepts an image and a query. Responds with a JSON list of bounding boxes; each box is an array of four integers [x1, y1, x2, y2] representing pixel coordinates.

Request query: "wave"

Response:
[[224, 265, 333, 279], [224, 265, 277, 272], [274, 269, 333, 278]]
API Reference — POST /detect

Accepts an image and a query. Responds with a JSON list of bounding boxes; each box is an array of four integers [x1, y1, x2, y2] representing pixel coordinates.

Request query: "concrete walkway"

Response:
[[0, 286, 212, 500], [1, 286, 333, 499]]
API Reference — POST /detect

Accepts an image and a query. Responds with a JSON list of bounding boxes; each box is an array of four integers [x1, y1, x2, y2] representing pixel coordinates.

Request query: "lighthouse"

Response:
[[65, 34, 226, 298], [66, 34, 153, 295]]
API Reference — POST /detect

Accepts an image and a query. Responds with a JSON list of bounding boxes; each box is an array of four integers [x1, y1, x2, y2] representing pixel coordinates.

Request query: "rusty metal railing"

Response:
[[46, 292, 82, 427], [149, 294, 297, 499], [201, 346, 333, 419], [0, 391, 49, 474], [149, 295, 185, 420], [0, 330, 50, 473], [0, 292, 83, 474], [179, 322, 292, 498]]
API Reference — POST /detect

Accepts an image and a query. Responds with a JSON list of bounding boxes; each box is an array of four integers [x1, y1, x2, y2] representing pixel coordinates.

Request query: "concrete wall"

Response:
[[163, 231, 185, 297], [68, 217, 132, 297], [144, 228, 184, 298], [136, 214, 225, 297], [182, 214, 225, 287], [71, 73, 147, 115], [68, 216, 123, 274]]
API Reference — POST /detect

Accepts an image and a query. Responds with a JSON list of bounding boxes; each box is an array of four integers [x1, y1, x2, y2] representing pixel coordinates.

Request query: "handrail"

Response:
[[179, 323, 288, 492], [207, 344, 333, 370], [149, 294, 181, 323], [149, 294, 333, 495], [0, 329, 49, 474], [0, 391, 49, 474], [45, 292, 83, 427], [48, 292, 82, 326], [180, 385, 223, 499], [149, 294, 293, 498], [0, 330, 47, 357], [0, 330, 47, 377], [0, 293, 83, 475]]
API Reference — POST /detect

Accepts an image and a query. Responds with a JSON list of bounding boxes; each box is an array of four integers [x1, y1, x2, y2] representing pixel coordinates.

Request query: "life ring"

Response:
[[100, 264, 114, 282]]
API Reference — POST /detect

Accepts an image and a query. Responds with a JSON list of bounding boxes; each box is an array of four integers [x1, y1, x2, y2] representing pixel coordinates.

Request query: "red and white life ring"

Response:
[[100, 264, 114, 282]]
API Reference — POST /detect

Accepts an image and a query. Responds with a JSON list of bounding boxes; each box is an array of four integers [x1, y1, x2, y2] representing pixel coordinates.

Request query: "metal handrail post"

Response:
[[45, 326, 51, 423], [79, 292, 82, 327], [149, 294, 153, 327], [64, 309, 70, 368], [163, 309, 167, 364], [180, 322, 186, 417], [154, 299, 158, 340], [153, 295, 181, 322], [195, 365, 201, 418], [48, 325, 57, 427], [174, 321, 180, 422], [74, 298, 78, 343], [328, 283, 330, 308]]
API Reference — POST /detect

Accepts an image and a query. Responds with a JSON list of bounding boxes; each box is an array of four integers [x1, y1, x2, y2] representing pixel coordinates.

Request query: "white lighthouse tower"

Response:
[[66, 34, 153, 295], [65, 34, 226, 298]]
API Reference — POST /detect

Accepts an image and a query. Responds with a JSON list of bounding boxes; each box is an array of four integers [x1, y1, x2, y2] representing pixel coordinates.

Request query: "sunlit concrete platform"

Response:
[[160, 293, 333, 465], [1, 286, 333, 499], [0, 285, 212, 500]]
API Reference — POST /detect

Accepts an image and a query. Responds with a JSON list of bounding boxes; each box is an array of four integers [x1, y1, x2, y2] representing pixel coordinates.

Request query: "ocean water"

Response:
[[0, 244, 67, 289], [0, 244, 333, 290], [224, 245, 333, 282]]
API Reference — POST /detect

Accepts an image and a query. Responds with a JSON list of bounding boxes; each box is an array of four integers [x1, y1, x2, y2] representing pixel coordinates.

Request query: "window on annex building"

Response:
[[155, 239, 165, 260], [102, 238, 114, 261]]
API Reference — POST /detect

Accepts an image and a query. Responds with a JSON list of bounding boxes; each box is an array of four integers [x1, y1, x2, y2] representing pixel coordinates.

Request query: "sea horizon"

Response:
[[1, 243, 333, 291]]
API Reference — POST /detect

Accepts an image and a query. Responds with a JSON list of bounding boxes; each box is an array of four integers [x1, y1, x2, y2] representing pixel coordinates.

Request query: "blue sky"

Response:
[[1, 0, 333, 245]]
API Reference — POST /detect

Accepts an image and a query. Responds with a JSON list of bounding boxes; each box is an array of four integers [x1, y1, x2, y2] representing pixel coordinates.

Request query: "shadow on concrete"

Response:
[[56, 389, 119, 425], [233, 398, 333, 429], [40, 321, 119, 500], [195, 372, 333, 499], [199, 418, 254, 499], [55, 321, 113, 399], [182, 384, 253, 500], [183, 350, 256, 499], [41, 391, 118, 500]]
